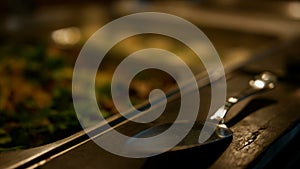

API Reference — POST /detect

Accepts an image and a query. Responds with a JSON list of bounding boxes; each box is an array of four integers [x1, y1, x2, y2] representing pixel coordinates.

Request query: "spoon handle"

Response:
[[210, 71, 277, 123]]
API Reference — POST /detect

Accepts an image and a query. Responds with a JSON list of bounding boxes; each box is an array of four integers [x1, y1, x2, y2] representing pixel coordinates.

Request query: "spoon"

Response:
[[126, 72, 277, 157]]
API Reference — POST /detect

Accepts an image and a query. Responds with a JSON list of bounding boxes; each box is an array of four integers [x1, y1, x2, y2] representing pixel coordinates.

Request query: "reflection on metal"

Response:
[[210, 72, 277, 122], [228, 97, 238, 103], [250, 72, 277, 90], [286, 2, 300, 20], [210, 105, 227, 122], [252, 80, 265, 89], [51, 27, 81, 46]]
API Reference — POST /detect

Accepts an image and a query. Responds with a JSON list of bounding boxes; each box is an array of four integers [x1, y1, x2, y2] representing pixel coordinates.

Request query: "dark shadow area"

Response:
[[139, 121, 233, 169], [249, 121, 300, 169], [142, 135, 232, 169], [226, 98, 277, 128]]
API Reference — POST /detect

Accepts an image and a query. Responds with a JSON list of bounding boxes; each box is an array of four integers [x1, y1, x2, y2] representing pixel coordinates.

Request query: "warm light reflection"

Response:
[[286, 2, 300, 19], [251, 79, 265, 89], [228, 97, 238, 103], [210, 105, 226, 121], [51, 27, 81, 46]]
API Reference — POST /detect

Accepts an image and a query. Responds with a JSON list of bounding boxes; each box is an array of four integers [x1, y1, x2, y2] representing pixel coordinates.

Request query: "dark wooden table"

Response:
[[1, 2, 300, 169]]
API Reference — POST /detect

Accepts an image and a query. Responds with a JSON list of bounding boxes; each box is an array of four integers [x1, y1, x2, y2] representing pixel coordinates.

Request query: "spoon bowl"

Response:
[[129, 121, 232, 153], [140, 122, 233, 169]]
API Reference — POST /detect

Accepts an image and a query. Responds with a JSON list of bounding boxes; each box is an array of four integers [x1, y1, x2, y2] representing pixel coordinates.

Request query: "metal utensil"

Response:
[[127, 72, 277, 156]]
